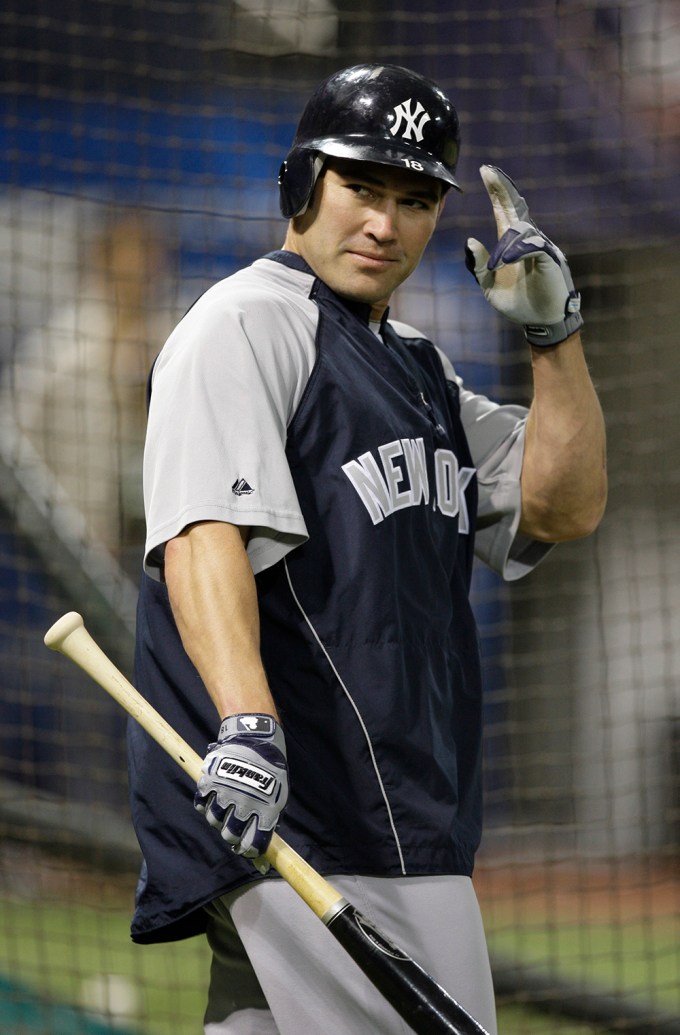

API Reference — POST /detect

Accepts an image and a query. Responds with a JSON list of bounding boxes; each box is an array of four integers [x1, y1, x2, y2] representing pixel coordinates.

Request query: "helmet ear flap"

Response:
[[279, 149, 323, 218]]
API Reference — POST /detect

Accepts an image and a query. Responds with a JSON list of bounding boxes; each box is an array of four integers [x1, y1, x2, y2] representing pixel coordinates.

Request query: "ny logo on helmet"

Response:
[[389, 99, 431, 142]]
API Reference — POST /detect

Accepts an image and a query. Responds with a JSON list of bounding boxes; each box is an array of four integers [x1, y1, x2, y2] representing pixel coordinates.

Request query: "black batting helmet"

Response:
[[278, 63, 462, 218]]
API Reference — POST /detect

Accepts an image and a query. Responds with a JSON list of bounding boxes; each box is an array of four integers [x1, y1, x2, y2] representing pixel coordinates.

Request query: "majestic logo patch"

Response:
[[232, 477, 254, 496], [389, 99, 431, 142], [216, 757, 275, 795], [342, 437, 475, 531]]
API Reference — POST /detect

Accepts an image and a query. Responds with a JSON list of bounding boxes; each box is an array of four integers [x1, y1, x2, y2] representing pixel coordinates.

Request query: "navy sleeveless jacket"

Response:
[[130, 253, 482, 943]]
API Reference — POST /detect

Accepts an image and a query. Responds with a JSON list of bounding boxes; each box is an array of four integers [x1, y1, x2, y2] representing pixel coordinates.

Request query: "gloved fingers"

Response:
[[219, 804, 248, 845], [237, 815, 273, 858], [465, 238, 493, 290], [223, 812, 273, 860], [487, 224, 565, 271], [194, 787, 224, 825], [195, 780, 231, 827], [205, 796, 231, 831], [480, 165, 531, 238]]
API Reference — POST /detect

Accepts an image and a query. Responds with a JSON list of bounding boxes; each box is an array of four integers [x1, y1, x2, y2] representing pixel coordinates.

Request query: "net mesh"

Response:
[[1, 1, 679, 1032]]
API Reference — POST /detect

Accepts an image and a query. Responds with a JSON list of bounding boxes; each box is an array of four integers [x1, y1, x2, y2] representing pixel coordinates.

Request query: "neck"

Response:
[[281, 227, 390, 323]]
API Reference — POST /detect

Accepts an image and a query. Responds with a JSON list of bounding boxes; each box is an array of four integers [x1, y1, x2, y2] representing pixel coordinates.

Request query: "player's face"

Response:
[[284, 158, 444, 320]]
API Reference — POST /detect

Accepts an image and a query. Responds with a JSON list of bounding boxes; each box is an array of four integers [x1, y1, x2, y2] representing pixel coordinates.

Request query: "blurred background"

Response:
[[0, 1, 678, 1032]]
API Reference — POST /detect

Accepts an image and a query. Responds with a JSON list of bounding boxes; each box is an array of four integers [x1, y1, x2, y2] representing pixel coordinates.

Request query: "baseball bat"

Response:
[[45, 611, 490, 1035]]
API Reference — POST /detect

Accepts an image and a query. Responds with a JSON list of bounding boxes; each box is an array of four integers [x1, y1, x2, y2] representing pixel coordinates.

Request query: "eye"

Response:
[[346, 182, 374, 198], [401, 196, 434, 211]]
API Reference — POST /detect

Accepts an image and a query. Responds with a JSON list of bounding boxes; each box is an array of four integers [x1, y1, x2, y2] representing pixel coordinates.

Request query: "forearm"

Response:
[[164, 520, 279, 721], [519, 332, 607, 542]]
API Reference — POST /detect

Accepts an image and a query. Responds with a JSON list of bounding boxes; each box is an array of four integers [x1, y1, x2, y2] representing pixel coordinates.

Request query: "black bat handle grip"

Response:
[[325, 902, 491, 1035]]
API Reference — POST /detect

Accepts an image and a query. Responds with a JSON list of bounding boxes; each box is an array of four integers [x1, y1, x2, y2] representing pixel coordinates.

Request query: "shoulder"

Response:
[[156, 258, 318, 377], [180, 257, 317, 333], [151, 258, 318, 423]]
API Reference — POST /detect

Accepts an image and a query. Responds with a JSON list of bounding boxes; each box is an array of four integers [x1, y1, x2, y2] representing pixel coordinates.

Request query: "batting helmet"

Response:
[[278, 63, 462, 218]]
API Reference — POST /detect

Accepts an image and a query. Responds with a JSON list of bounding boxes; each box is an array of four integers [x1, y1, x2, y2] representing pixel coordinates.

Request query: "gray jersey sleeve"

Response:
[[143, 264, 317, 579], [435, 347, 553, 579]]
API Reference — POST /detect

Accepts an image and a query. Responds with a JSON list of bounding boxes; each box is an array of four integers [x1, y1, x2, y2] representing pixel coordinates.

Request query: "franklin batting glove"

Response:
[[465, 165, 583, 347], [195, 713, 288, 873]]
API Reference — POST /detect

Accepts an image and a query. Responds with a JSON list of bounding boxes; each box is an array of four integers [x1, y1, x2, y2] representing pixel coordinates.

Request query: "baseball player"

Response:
[[128, 64, 606, 1034]]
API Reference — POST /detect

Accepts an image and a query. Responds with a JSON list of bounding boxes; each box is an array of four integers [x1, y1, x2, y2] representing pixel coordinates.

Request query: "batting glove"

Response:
[[465, 165, 583, 347], [195, 713, 288, 872]]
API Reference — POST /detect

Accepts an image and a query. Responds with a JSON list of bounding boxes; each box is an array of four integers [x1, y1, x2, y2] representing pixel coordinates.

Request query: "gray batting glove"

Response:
[[465, 165, 583, 347], [195, 713, 288, 874]]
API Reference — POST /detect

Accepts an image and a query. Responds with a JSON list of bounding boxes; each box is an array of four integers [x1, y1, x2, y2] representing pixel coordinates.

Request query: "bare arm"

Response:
[[163, 519, 278, 721], [519, 332, 607, 542]]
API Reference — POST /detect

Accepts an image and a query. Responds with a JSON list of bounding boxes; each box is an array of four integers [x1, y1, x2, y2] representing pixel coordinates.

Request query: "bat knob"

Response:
[[44, 611, 85, 651]]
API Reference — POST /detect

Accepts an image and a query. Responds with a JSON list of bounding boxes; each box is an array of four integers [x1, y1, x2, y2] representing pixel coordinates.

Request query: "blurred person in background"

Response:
[[0, 209, 172, 568]]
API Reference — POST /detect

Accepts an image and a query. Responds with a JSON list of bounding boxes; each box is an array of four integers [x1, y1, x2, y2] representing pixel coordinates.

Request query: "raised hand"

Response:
[[466, 165, 583, 347]]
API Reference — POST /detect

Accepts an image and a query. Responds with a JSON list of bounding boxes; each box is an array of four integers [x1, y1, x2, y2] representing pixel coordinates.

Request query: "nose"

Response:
[[364, 200, 398, 243]]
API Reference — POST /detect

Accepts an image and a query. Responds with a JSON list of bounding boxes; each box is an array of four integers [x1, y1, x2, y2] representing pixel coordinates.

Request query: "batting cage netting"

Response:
[[1, 2, 679, 1032]]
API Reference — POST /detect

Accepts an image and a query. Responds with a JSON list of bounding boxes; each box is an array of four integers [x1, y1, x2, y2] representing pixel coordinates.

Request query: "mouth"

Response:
[[348, 250, 399, 269]]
